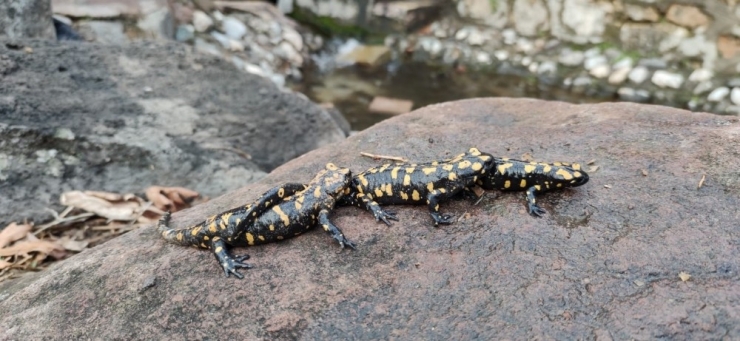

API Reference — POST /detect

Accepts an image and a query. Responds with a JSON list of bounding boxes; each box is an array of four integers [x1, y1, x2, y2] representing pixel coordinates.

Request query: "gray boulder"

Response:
[[0, 0, 55, 39]]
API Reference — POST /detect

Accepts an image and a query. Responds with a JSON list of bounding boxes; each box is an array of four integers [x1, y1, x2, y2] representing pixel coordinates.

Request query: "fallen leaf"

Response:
[[641, 169, 648, 176], [84, 190, 124, 202], [60, 191, 143, 221], [587, 159, 596, 165], [59, 237, 89, 252], [679, 271, 691, 282], [604, 184, 612, 189], [471, 185, 485, 197], [0, 259, 12, 270], [697, 174, 706, 190], [588, 166, 599, 173], [0, 240, 64, 257], [146, 186, 199, 212], [0, 223, 32, 248]]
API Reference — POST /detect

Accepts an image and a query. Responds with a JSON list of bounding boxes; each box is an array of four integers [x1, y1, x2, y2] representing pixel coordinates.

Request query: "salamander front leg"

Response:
[[426, 184, 464, 226], [318, 209, 356, 249], [211, 238, 252, 279], [339, 193, 398, 226], [525, 185, 547, 217]]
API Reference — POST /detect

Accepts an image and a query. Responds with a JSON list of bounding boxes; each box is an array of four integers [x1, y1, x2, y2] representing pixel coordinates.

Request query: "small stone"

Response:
[[516, 38, 534, 54], [624, 4, 659, 22], [419, 37, 442, 56], [590, 65, 610, 78], [707, 87, 730, 102], [244, 63, 267, 77], [608, 67, 631, 84], [573, 76, 592, 87], [282, 27, 304, 52], [175, 25, 195, 42], [651, 70, 684, 89], [558, 49, 584, 66], [194, 38, 222, 57], [467, 28, 486, 46], [731, 88, 740, 105], [528, 62, 539, 73], [688, 69, 713, 83], [368, 96, 414, 115], [192, 10, 212, 32], [729, 78, 740, 87], [494, 50, 509, 61], [336, 45, 391, 66], [521, 56, 532, 66], [666, 5, 709, 29], [717, 35, 740, 59], [618, 87, 651, 102], [584, 55, 608, 70], [563, 78, 572, 87], [628, 66, 650, 84], [475, 51, 492, 64], [54, 128, 75, 140], [538, 61, 557, 75], [502, 29, 517, 45], [222, 17, 247, 40], [693, 81, 713, 95], [455, 28, 469, 41], [212, 10, 224, 22], [612, 58, 634, 70], [638, 58, 668, 69]]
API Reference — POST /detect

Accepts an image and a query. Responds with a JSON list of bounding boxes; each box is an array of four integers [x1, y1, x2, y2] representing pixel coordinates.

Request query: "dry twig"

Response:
[[360, 152, 408, 163]]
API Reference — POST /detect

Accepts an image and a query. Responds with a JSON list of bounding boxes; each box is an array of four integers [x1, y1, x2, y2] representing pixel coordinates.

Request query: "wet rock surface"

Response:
[[0, 39, 345, 226], [1, 98, 739, 339]]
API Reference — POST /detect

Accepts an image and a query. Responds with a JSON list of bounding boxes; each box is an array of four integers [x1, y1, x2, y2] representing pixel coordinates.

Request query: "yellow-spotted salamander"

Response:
[[338, 148, 495, 226], [157, 163, 355, 278], [477, 157, 589, 216]]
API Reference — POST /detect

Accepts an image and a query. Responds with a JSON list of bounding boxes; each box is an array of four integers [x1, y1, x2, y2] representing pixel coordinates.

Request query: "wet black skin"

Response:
[[157, 163, 355, 279], [477, 157, 589, 216]]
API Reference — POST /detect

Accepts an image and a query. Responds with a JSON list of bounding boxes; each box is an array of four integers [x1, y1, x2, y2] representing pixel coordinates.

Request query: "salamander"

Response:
[[477, 157, 589, 216], [157, 163, 355, 279], [338, 148, 495, 226]]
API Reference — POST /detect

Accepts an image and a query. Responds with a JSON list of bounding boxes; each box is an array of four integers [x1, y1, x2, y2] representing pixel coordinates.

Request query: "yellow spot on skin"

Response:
[[572, 163, 581, 170], [543, 165, 552, 173], [326, 163, 338, 170], [322, 224, 330, 231], [379, 164, 390, 172], [431, 161, 439, 166], [246, 233, 255, 245], [448, 172, 457, 180], [359, 175, 369, 187], [535, 185, 542, 191], [471, 162, 482, 171], [557, 183, 562, 187], [479, 155, 491, 161], [295, 201, 302, 210], [573, 171, 582, 177], [504, 180, 511, 189], [553, 162, 563, 166], [207, 215, 217, 223], [215, 246, 223, 253], [203, 236, 209, 241], [442, 164, 454, 171], [190, 226, 202, 236], [497, 163, 513, 174], [200, 243, 206, 248], [439, 188, 446, 193], [314, 186, 322, 198], [556, 169, 574, 180], [468, 148, 481, 155], [369, 168, 378, 173], [412, 190, 421, 201], [258, 235, 265, 241], [374, 188, 384, 197], [391, 167, 400, 180], [278, 187, 285, 197], [235, 218, 241, 226], [297, 195, 305, 203], [520, 179, 527, 188], [277, 236, 284, 240], [384, 184, 393, 196], [405, 167, 415, 174], [403, 174, 411, 186], [269, 224, 275, 231], [212, 237, 220, 242], [273, 206, 290, 226], [176, 232, 183, 241], [457, 160, 472, 169], [421, 167, 436, 175], [219, 220, 227, 230], [435, 204, 439, 211], [427, 183, 434, 191], [400, 192, 409, 200], [524, 165, 536, 173]]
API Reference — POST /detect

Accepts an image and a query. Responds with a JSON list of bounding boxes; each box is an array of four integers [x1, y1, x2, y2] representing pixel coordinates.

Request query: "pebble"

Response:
[[502, 29, 517, 45], [590, 65, 611, 78], [638, 58, 668, 69], [688, 68, 713, 83], [732, 88, 740, 105], [516, 38, 534, 54], [693, 81, 713, 95], [538, 61, 557, 75], [282, 26, 304, 51], [618, 87, 651, 102], [175, 25, 195, 42], [707, 87, 730, 102], [455, 27, 469, 41], [584, 55, 608, 71], [628, 66, 650, 84], [476, 51, 492, 64], [494, 50, 509, 61], [558, 49, 584, 66], [572, 76, 592, 87], [584, 47, 601, 58], [192, 10, 212, 32], [651, 70, 684, 89], [528, 62, 539, 73], [608, 66, 631, 84], [521, 56, 532, 66], [612, 58, 634, 70], [467, 28, 486, 46], [222, 17, 247, 40], [419, 37, 442, 56], [728, 78, 740, 87], [212, 11, 224, 22]]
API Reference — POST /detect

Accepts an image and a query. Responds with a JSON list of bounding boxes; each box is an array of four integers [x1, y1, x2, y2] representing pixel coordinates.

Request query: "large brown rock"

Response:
[[1, 98, 739, 339]]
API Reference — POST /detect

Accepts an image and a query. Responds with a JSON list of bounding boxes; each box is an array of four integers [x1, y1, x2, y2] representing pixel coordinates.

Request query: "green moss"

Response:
[[288, 6, 370, 38], [488, 0, 499, 11]]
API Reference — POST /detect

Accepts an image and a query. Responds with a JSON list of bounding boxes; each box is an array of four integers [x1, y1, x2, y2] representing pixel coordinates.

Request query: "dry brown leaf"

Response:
[[83, 190, 124, 202], [0, 259, 12, 270], [679, 271, 691, 282], [60, 191, 143, 220], [146, 186, 199, 211], [0, 240, 64, 257], [59, 237, 89, 252], [0, 223, 32, 248]]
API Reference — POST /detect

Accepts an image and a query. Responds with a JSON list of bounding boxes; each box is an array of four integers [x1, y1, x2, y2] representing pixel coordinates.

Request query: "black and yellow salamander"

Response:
[[157, 163, 355, 278], [477, 157, 589, 216], [338, 148, 495, 226]]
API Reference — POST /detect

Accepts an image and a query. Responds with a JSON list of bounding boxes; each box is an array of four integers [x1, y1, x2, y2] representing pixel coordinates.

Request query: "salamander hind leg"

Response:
[[525, 186, 547, 217], [211, 238, 252, 279], [318, 209, 356, 249]]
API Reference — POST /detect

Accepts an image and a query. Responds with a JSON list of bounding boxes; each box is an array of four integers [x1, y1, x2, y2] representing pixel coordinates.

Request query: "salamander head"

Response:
[[567, 165, 589, 187], [315, 163, 352, 197]]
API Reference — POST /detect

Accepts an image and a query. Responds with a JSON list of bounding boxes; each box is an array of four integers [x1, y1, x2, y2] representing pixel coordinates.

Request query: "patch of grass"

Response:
[[288, 7, 370, 38]]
